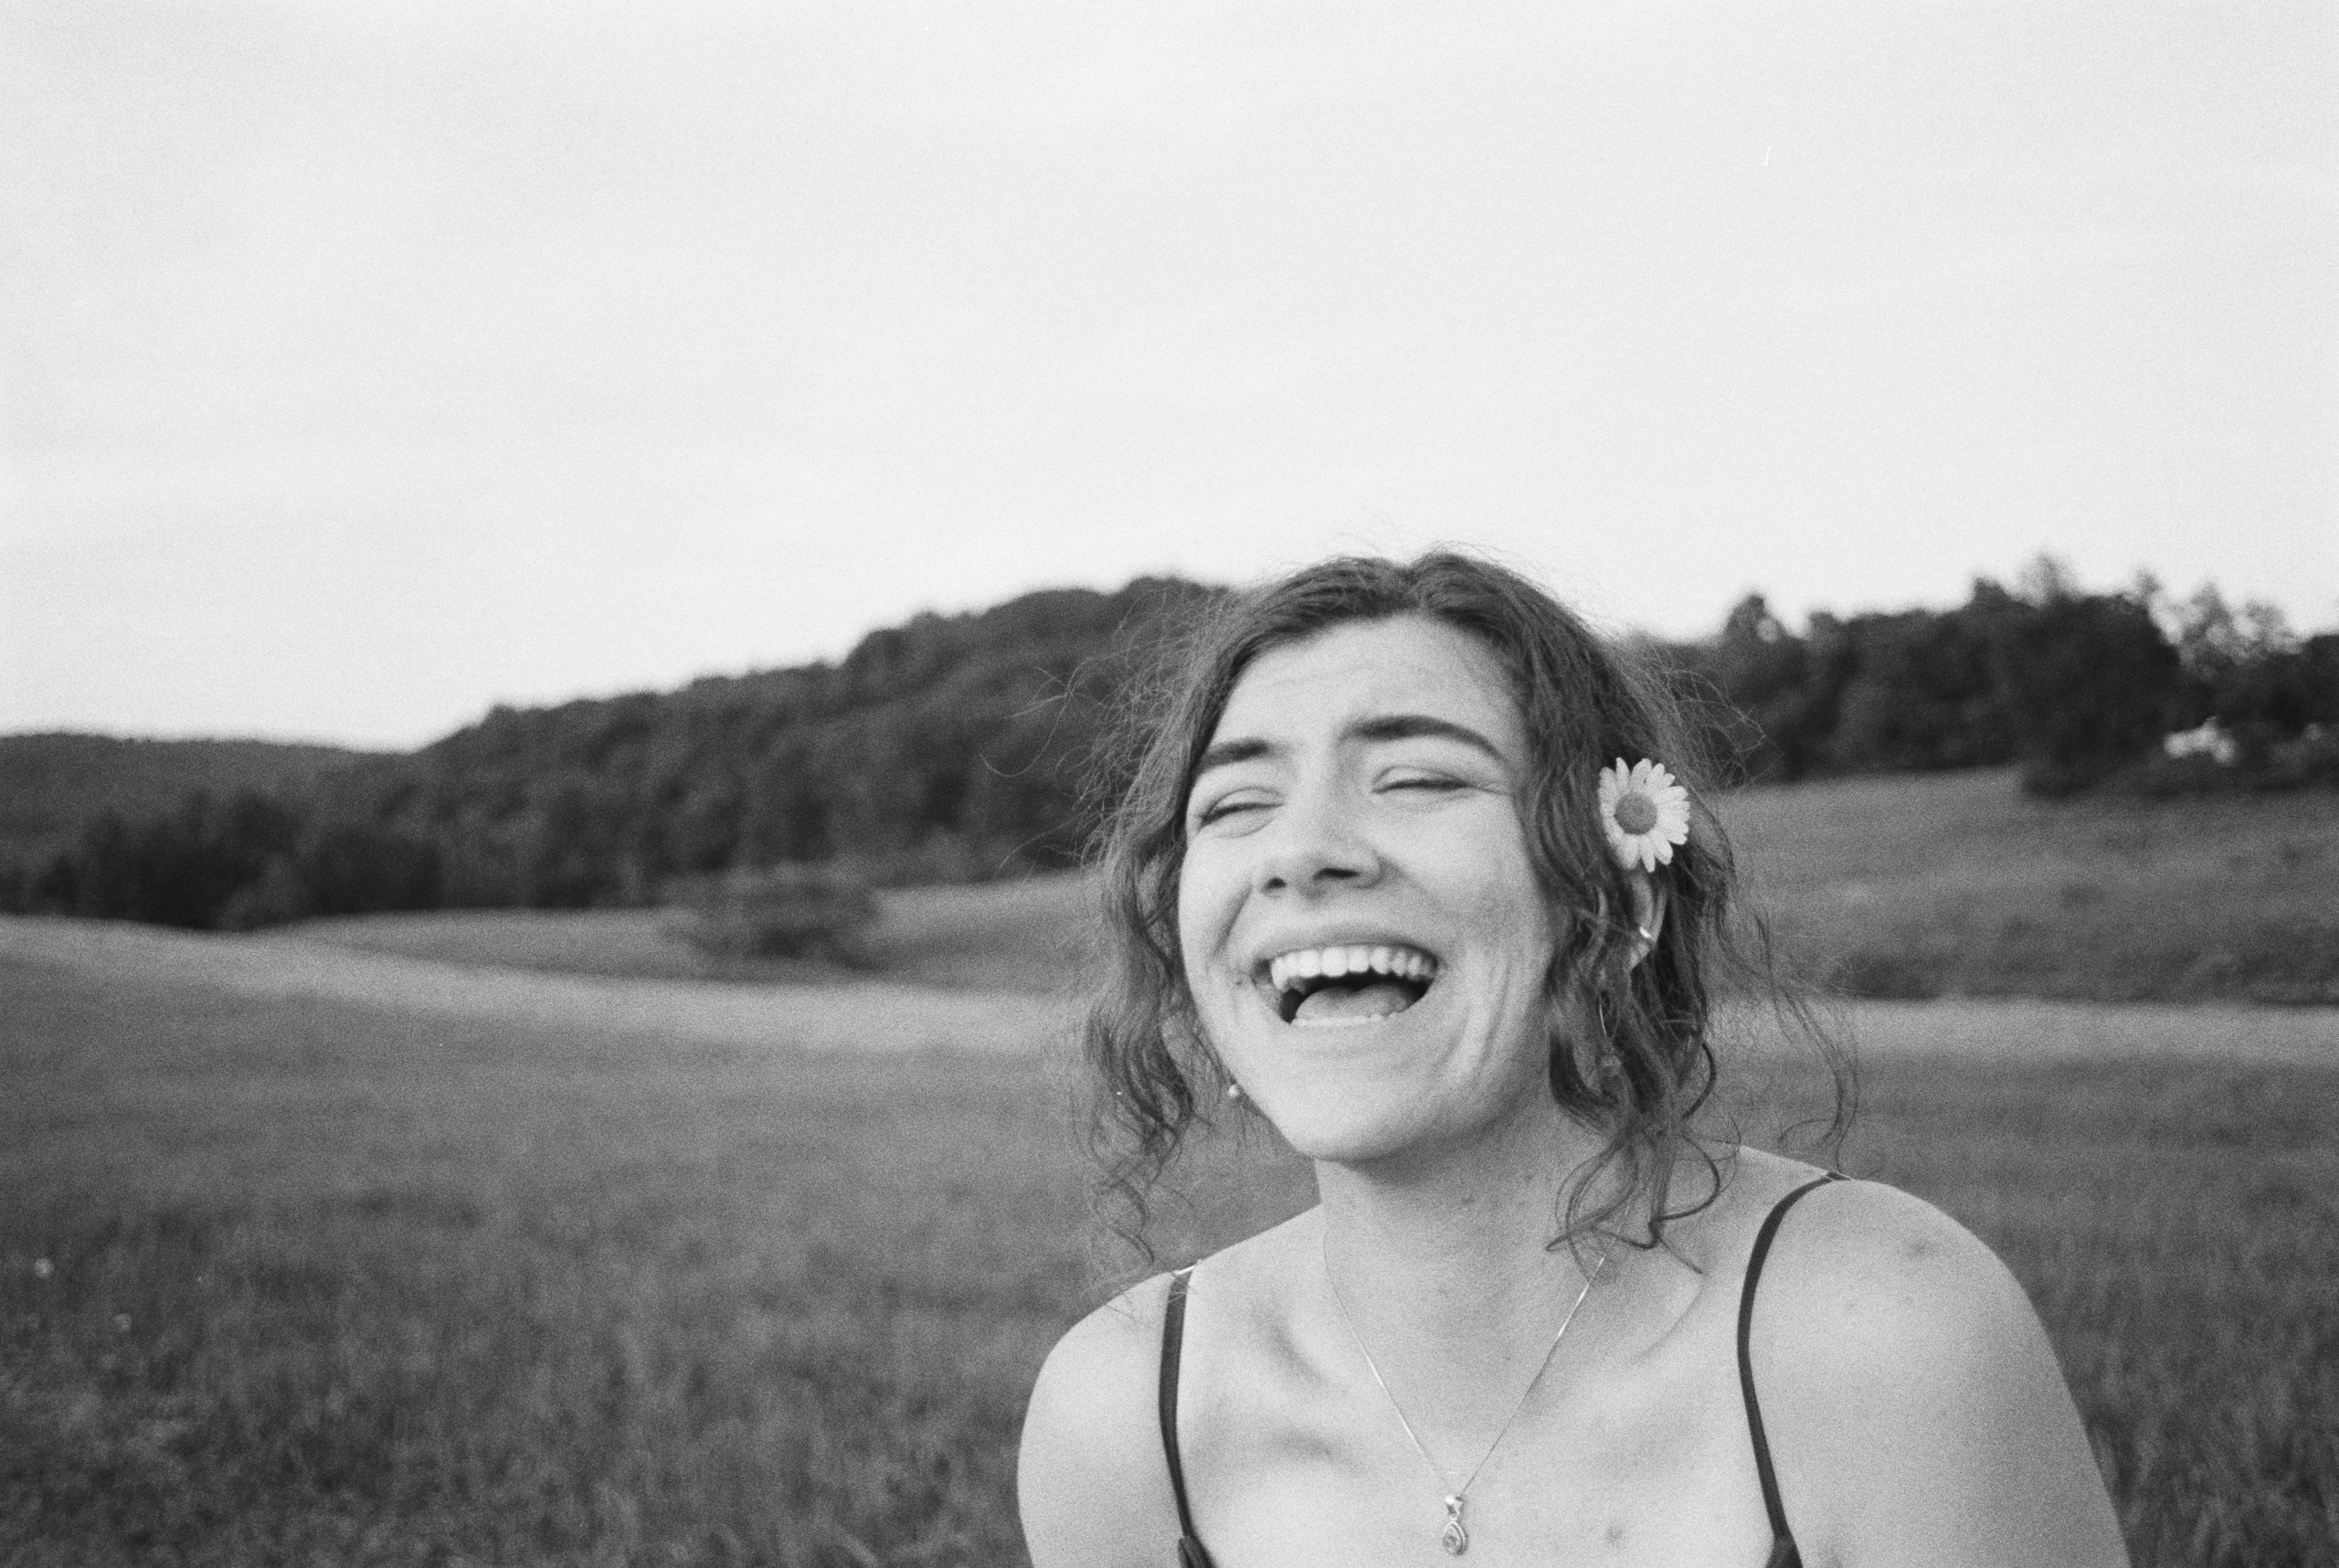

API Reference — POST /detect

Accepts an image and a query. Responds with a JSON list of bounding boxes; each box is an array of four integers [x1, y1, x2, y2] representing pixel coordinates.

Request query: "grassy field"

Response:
[[283, 769, 2339, 1007], [289, 875, 1095, 997], [3, 932, 2334, 1566], [1720, 768, 2339, 1005]]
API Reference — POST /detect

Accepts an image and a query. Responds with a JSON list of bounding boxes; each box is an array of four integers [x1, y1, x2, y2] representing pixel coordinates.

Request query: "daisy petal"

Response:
[[1599, 757, 1692, 873]]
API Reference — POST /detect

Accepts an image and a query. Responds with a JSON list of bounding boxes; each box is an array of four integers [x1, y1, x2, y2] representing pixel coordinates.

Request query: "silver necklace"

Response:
[[1324, 1245, 1608, 1556]]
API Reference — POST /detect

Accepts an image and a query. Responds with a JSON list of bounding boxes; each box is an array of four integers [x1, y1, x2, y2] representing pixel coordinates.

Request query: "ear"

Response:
[[1625, 870, 1667, 969]]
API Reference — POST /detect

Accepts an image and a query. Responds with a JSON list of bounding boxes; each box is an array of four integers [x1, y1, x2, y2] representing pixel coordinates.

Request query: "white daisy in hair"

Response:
[[1599, 758, 1691, 873]]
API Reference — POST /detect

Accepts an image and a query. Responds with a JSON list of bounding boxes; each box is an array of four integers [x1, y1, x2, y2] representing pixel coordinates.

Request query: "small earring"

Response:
[[1635, 924, 1656, 943], [1225, 1081, 1244, 1102]]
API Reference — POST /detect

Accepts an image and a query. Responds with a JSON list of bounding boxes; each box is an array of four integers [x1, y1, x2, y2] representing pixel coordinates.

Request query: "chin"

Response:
[[1244, 1075, 1459, 1169], [1265, 1112, 1424, 1169]]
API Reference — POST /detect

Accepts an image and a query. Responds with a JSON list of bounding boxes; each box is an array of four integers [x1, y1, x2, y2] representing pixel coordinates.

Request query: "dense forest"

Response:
[[4, 565, 2333, 931], [0, 734, 376, 860]]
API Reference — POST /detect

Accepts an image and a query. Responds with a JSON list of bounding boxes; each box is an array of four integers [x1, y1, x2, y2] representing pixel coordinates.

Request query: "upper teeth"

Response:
[[1267, 945, 1438, 992]]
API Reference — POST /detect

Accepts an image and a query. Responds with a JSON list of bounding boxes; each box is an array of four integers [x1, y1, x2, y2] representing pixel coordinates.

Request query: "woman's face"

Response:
[[1176, 614, 1560, 1166]]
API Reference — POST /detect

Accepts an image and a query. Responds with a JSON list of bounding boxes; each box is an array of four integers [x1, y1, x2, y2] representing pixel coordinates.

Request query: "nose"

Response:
[[1252, 786, 1381, 897]]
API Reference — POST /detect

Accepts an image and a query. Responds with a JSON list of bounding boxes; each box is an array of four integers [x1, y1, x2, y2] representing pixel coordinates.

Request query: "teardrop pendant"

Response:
[[1440, 1495, 1469, 1555]]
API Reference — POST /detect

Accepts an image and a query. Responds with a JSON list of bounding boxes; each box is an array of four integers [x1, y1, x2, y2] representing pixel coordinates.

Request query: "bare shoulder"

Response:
[[1018, 1214, 1318, 1567], [1745, 1175, 2130, 1567], [1752, 1174, 2026, 1340], [1017, 1272, 1180, 1568]]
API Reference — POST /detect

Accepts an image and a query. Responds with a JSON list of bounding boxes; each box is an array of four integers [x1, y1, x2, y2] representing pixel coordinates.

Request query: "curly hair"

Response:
[[1082, 551, 1845, 1262]]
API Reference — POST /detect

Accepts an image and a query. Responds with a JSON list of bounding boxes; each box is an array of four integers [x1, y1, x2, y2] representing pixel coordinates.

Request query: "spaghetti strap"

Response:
[[1159, 1267, 1218, 1568], [1738, 1172, 1846, 1567]]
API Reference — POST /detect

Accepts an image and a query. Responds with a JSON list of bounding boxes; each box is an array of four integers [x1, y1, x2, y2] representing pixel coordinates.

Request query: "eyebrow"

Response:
[[1191, 713, 1510, 780]]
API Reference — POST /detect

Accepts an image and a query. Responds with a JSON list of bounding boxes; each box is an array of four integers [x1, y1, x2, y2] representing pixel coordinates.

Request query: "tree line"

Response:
[[5, 563, 2332, 931], [1656, 564, 2336, 792]]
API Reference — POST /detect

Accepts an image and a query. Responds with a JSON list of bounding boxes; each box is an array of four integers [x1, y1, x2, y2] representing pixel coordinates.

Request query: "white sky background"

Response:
[[2, 1, 2332, 749]]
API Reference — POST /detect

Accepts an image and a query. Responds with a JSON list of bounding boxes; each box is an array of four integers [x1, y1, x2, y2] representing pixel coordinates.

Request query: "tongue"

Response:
[[1294, 981, 1416, 1023]]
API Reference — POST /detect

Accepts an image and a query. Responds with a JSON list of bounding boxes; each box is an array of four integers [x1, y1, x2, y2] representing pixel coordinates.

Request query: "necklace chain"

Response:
[[1323, 1245, 1608, 1554]]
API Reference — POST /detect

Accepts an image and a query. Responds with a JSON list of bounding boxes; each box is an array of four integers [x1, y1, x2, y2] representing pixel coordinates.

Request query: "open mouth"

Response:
[[1264, 944, 1439, 1027]]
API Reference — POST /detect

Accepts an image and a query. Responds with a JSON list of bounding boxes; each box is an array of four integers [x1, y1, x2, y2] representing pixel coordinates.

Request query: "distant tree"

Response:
[[2174, 583, 2283, 681], [26, 846, 80, 914], [0, 854, 35, 915], [2166, 586, 2334, 761], [61, 790, 303, 927], [961, 701, 1094, 866], [435, 832, 528, 908], [1826, 594, 2016, 774], [1674, 588, 2020, 781], [1991, 589, 2184, 794], [736, 737, 832, 864], [218, 854, 312, 929], [663, 776, 745, 874], [2016, 552, 2083, 606], [514, 774, 631, 906], [1704, 595, 1828, 780], [2305, 634, 2339, 727], [298, 818, 440, 916]]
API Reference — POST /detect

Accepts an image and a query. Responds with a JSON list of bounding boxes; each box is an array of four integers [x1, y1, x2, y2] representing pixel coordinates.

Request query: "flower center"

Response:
[[1614, 791, 1659, 834]]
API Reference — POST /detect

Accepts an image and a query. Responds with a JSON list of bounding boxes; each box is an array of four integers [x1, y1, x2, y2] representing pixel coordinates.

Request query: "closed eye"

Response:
[[1193, 795, 1273, 827]]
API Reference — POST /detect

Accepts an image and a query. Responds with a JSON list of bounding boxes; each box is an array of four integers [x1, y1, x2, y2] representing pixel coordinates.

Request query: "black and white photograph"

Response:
[[3, 4, 2333, 1564]]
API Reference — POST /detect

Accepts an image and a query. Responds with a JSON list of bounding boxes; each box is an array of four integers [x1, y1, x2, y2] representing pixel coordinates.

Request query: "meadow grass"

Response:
[[1719, 768, 2339, 1004], [3, 952, 2334, 1566], [288, 874, 1095, 997]]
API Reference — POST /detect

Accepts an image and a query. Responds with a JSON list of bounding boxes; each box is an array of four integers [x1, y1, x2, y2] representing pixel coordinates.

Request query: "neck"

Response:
[[1314, 1091, 1621, 1362]]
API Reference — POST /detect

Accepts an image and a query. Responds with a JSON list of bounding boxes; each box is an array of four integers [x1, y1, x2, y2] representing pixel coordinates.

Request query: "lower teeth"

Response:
[[1291, 980, 1421, 1024]]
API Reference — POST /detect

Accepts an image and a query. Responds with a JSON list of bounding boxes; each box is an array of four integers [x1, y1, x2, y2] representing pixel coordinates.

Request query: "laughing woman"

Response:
[[1018, 555, 2128, 1568]]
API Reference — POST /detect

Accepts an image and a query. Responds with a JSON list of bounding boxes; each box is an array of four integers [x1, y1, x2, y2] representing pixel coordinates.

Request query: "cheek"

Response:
[[1172, 853, 1228, 979], [1445, 827, 1553, 940]]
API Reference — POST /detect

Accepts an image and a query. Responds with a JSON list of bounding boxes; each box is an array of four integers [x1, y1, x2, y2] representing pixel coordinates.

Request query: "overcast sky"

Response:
[[3, 0, 2331, 750]]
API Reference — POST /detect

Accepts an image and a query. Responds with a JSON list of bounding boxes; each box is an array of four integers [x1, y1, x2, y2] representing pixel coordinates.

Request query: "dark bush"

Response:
[[1828, 948, 1945, 1001], [2113, 751, 2247, 800], [2262, 726, 2339, 789], [668, 867, 880, 964]]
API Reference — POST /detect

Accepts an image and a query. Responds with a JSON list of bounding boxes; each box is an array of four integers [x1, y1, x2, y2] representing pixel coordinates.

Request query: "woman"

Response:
[[1020, 555, 2128, 1567]]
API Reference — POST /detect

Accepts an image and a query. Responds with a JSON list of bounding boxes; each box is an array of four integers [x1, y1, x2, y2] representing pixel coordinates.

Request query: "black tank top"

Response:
[[1157, 1172, 1846, 1567]]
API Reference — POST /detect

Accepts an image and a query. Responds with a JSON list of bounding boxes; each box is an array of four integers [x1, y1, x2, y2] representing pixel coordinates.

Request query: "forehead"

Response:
[[1212, 615, 1522, 747]]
